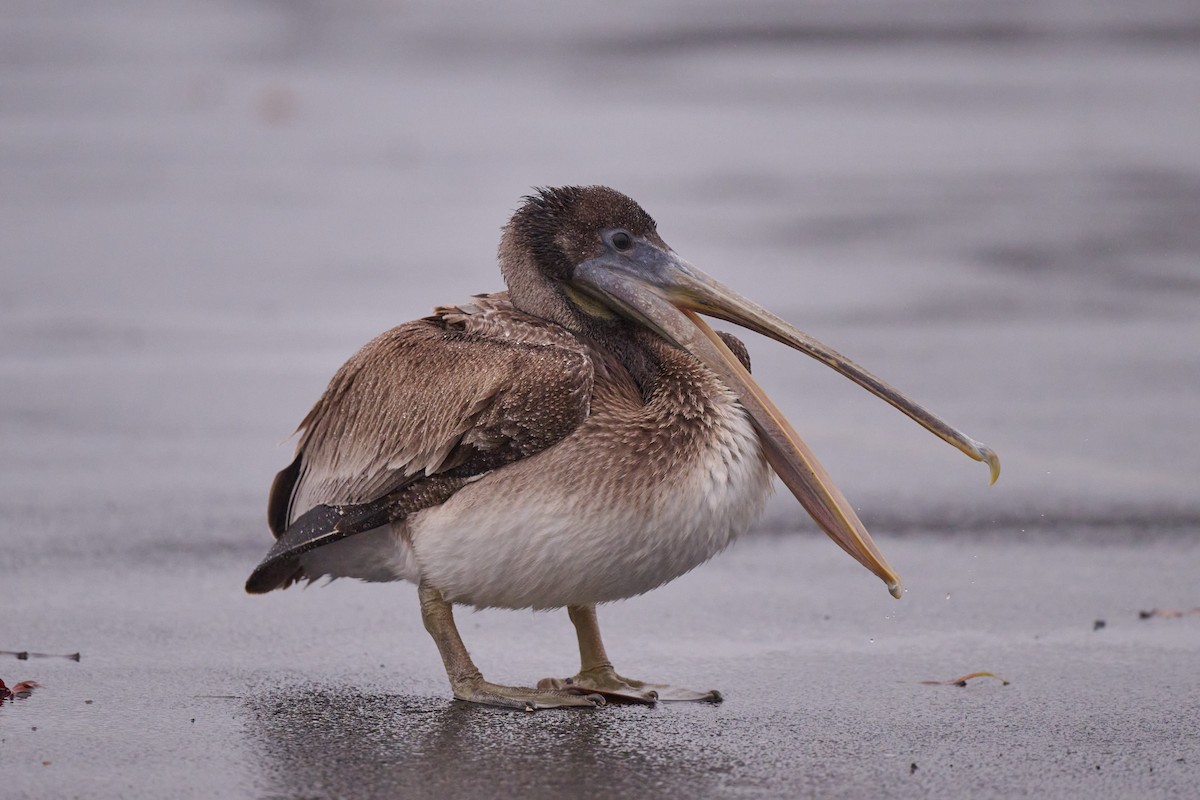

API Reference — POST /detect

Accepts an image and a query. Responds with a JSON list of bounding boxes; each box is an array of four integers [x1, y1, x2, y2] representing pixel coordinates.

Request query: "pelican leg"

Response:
[[418, 584, 604, 711], [538, 605, 722, 704]]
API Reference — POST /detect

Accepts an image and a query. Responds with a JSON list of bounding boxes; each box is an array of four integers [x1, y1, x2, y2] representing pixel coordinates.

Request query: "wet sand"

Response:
[[3, 1, 1199, 797], [4, 533, 1199, 799]]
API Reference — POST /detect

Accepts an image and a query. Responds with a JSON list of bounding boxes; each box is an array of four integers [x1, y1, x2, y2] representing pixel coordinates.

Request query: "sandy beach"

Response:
[[3, 1, 1199, 797]]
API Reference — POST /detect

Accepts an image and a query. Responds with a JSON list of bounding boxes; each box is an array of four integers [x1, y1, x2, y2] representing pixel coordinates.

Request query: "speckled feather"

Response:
[[403, 319, 768, 609], [282, 293, 594, 522], [249, 186, 765, 602], [250, 293, 755, 596]]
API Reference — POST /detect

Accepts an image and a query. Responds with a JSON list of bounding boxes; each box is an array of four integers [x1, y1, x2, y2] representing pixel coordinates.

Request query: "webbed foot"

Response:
[[419, 585, 605, 712], [456, 677, 606, 711], [538, 666, 722, 704]]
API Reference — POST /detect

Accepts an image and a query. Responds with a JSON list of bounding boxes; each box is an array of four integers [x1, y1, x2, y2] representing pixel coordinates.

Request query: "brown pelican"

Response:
[[247, 186, 998, 710]]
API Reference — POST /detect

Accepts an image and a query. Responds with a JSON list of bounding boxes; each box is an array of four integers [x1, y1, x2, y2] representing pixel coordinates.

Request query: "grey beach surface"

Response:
[[2, 1, 1199, 798]]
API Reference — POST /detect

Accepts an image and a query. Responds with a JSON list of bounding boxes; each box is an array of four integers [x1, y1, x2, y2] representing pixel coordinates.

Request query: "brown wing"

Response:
[[247, 294, 594, 593]]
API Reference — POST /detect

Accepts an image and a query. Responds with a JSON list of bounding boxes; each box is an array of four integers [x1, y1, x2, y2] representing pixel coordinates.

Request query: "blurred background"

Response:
[[3, 3, 1199, 797], [3, 0, 1197, 558]]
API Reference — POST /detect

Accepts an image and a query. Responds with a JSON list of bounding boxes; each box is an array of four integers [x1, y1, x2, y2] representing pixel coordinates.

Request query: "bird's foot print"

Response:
[[538, 666, 721, 704], [454, 678, 605, 711]]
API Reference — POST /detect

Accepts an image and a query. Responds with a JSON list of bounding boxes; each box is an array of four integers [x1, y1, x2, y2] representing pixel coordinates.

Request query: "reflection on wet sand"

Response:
[[244, 687, 743, 800]]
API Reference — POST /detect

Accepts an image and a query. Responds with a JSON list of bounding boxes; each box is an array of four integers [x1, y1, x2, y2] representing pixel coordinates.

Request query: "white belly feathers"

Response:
[[407, 400, 772, 609]]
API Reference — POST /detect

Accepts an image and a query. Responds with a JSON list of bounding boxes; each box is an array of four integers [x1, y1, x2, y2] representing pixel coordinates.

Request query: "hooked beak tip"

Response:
[[979, 445, 1001, 486]]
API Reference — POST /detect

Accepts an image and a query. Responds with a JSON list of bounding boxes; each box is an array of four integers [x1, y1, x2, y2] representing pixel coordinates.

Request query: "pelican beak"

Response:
[[573, 244, 999, 599]]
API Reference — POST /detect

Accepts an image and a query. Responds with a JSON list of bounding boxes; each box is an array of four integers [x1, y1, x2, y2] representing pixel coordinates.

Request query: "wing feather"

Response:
[[279, 293, 594, 530]]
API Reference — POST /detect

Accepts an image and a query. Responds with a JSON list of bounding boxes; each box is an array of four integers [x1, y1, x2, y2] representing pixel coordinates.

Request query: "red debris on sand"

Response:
[[0, 678, 40, 702], [921, 671, 1010, 687], [1139, 608, 1200, 620]]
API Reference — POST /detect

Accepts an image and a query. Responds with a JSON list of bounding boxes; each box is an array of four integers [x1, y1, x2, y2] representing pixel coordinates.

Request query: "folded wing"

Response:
[[246, 294, 594, 593]]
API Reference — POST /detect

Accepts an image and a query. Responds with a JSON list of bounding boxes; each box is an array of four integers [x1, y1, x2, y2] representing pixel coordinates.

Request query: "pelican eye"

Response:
[[610, 231, 633, 252]]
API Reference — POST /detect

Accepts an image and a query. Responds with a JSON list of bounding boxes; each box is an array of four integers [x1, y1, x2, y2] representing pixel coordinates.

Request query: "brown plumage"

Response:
[[246, 185, 997, 709], [248, 290, 752, 594]]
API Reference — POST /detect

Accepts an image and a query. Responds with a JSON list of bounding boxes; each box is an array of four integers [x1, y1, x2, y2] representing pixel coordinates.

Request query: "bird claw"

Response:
[[454, 679, 605, 711], [538, 668, 721, 704]]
